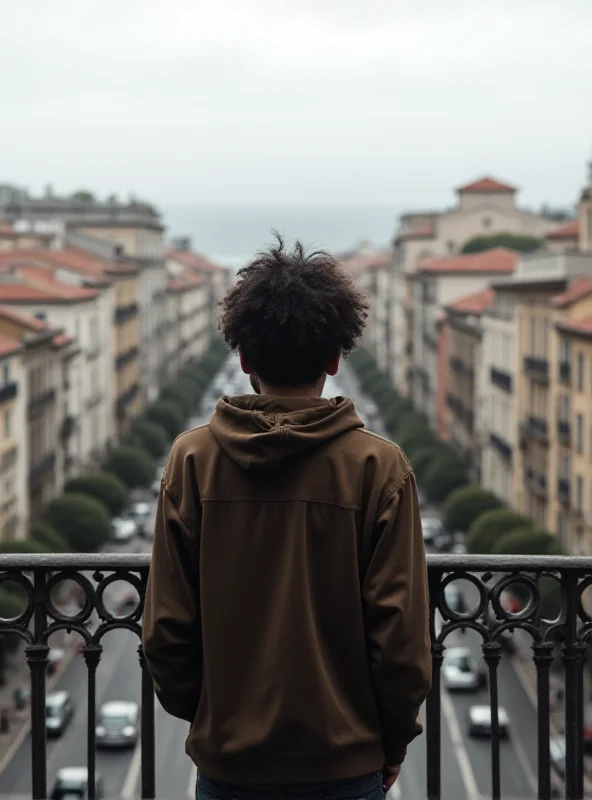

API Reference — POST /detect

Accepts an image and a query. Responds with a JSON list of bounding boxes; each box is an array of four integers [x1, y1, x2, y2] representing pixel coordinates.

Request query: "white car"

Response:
[[443, 647, 485, 691], [96, 700, 139, 748], [50, 766, 104, 799], [111, 517, 136, 543], [468, 705, 510, 737], [421, 515, 442, 543]]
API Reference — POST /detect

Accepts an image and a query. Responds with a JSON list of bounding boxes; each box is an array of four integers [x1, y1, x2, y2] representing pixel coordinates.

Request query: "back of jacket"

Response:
[[142, 394, 431, 785]]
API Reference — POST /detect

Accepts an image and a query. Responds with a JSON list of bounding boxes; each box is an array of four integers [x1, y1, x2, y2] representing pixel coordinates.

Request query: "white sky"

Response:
[[1, 0, 591, 209]]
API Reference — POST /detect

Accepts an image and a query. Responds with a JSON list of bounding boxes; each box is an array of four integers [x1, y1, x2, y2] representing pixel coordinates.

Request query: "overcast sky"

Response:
[[1, 0, 591, 209]]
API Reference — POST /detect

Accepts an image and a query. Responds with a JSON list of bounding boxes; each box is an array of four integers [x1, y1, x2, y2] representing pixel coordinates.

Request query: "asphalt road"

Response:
[[0, 357, 546, 798]]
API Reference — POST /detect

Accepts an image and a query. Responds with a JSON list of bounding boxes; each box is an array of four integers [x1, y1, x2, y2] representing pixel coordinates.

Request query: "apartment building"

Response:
[[579, 167, 592, 251], [165, 274, 208, 379], [391, 177, 559, 397], [441, 289, 494, 480], [0, 337, 26, 539], [546, 220, 580, 254], [0, 307, 73, 519], [409, 248, 518, 430]]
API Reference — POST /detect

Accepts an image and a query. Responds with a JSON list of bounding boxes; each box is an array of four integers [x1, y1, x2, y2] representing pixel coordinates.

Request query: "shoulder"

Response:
[[162, 424, 213, 486], [349, 428, 414, 499]]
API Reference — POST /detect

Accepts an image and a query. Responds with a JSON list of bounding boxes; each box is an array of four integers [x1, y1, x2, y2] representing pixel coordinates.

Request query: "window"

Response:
[[578, 352, 585, 391], [562, 453, 570, 478], [530, 316, 536, 353], [559, 336, 571, 363], [577, 475, 584, 512], [3, 409, 12, 438], [577, 413, 584, 453], [482, 216, 492, 229], [542, 318, 549, 357]]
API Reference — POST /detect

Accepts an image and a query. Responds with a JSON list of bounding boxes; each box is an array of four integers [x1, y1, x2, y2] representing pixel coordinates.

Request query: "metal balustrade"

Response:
[[0, 553, 590, 800]]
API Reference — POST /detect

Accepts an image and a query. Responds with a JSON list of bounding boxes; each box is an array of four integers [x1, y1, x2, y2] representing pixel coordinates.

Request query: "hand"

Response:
[[382, 765, 401, 792]]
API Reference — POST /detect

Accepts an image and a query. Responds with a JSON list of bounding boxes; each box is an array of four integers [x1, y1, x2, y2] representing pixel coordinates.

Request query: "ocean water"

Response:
[[162, 204, 397, 269]]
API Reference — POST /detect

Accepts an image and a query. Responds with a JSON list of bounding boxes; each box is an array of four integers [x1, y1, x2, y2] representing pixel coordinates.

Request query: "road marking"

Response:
[[440, 687, 481, 800], [512, 728, 538, 796], [122, 693, 157, 799], [187, 763, 197, 798]]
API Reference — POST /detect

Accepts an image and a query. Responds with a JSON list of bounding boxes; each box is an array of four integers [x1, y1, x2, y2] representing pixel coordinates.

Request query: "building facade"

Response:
[[0, 337, 26, 539]]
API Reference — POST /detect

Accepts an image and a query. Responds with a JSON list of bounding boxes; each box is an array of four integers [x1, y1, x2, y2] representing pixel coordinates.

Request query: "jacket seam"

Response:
[[199, 497, 361, 511], [376, 467, 414, 513], [162, 483, 197, 535]]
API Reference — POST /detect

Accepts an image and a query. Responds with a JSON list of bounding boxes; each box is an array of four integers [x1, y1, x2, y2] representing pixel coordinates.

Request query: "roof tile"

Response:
[[447, 288, 495, 315], [418, 247, 518, 275], [457, 177, 516, 193], [546, 220, 580, 240], [550, 277, 592, 308]]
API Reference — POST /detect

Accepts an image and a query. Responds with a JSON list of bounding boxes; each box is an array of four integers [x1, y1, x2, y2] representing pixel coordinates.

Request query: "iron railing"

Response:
[[0, 554, 590, 799]]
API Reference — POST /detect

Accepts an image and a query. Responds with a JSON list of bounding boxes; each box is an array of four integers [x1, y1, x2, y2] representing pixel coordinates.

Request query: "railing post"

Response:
[[84, 646, 102, 800], [533, 642, 554, 800], [139, 644, 156, 799], [482, 640, 503, 800], [562, 571, 584, 800], [26, 567, 49, 800], [426, 571, 442, 800]]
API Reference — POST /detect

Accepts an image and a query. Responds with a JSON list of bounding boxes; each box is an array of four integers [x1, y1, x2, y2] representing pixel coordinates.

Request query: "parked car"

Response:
[[46, 691, 75, 737], [443, 647, 486, 691], [96, 700, 139, 748], [111, 517, 137, 543], [468, 705, 510, 737], [131, 502, 151, 536], [50, 767, 103, 799], [421, 514, 443, 543]]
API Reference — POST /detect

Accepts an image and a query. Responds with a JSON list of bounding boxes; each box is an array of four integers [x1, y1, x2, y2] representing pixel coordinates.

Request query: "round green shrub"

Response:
[[44, 493, 111, 553], [423, 455, 469, 504], [146, 400, 186, 440], [443, 485, 503, 534], [409, 445, 453, 483], [64, 471, 129, 516], [467, 508, 528, 554], [131, 419, 169, 457], [30, 521, 69, 553], [396, 424, 437, 455], [104, 444, 154, 489], [0, 539, 49, 554], [492, 527, 558, 556]]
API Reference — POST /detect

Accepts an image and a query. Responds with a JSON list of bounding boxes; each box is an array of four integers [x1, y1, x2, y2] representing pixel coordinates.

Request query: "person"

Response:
[[142, 236, 431, 800]]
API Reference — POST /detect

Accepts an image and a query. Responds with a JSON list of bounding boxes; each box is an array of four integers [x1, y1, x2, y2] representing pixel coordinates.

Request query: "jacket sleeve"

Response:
[[142, 483, 202, 722], [362, 470, 431, 766]]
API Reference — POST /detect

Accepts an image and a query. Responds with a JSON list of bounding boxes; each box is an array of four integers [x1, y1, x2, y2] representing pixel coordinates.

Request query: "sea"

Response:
[[161, 204, 397, 270]]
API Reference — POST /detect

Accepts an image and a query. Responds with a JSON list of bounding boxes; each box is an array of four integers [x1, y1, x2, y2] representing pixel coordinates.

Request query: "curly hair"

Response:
[[219, 235, 369, 386]]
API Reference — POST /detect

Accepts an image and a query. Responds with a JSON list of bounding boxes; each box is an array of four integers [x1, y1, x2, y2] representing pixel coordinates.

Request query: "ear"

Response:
[[326, 353, 340, 377], [239, 350, 252, 375]]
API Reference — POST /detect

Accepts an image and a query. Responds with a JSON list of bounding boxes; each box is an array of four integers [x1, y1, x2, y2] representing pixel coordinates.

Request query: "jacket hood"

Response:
[[209, 394, 364, 470]]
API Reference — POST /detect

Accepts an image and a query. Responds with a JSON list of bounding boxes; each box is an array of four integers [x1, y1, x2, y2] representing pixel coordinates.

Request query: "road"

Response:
[[0, 355, 545, 798]]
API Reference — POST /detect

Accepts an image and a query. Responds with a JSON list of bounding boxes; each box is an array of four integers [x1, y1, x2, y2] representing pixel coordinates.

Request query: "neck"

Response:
[[259, 380, 324, 399]]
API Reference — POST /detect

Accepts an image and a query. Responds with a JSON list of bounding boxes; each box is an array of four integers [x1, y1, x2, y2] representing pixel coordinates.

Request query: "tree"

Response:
[[130, 419, 169, 458], [30, 521, 69, 552], [104, 445, 154, 489], [467, 508, 528, 554], [443, 485, 503, 534], [409, 444, 453, 483], [461, 233, 543, 254], [64, 472, 129, 516], [44, 494, 111, 553], [0, 539, 49, 554], [159, 379, 198, 417], [492, 527, 558, 556], [146, 400, 185, 440], [71, 190, 95, 203], [423, 454, 469, 504], [396, 420, 436, 455]]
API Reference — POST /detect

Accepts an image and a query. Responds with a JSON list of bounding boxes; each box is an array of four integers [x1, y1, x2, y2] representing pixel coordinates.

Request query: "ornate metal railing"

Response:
[[0, 554, 590, 800]]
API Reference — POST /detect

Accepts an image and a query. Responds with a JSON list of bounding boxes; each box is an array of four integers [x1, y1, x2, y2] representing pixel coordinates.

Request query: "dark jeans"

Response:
[[197, 771, 386, 800]]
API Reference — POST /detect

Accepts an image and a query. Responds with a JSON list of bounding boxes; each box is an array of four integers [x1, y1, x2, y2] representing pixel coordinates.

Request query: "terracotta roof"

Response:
[[457, 177, 516, 194], [340, 251, 390, 279], [0, 305, 48, 332], [558, 316, 592, 337], [418, 247, 518, 275], [167, 274, 203, 292], [0, 277, 96, 304], [546, 220, 580, 240], [446, 288, 494, 315], [550, 277, 592, 308], [0, 248, 108, 280], [167, 250, 226, 274], [403, 221, 434, 240], [0, 335, 21, 357]]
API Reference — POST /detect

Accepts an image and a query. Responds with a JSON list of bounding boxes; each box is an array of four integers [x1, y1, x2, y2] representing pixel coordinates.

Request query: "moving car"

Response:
[[442, 647, 486, 691], [131, 502, 151, 536], [50, 767, 103, 799], [46, 691, 75, 737], [550, 736, 565, 779], [47, 647, 66, 676], [96, 700, 139, 748], [444, 583, 467, 614], [468, 705, 510, 737], [421, 514, 442, 543], [111, 517, 137, 543]]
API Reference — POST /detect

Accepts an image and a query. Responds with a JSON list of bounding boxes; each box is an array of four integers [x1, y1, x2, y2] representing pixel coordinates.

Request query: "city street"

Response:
[[0, 356, 546, 798]]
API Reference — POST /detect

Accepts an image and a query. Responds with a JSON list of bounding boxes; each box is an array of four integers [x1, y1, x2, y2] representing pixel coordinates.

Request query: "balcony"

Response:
[[114, 302, 138, 324], [559, 360, 571, 385], [489, 432, 512, 461], [27, 387, 56, 419], [115, 345, 140, 371], [0, 381, 17, 404], [557, 419, 571, 446], [523, 355, 549, 384], [558, 476, 570, 506], [0, 553, 588, 800], [60, 413, 77, 439], [521, 415, 549, 446], [116, 382, 140, 417], [28, 451, 56, 486], [490, 366, 512, 393], [525, 466, 548, 499]]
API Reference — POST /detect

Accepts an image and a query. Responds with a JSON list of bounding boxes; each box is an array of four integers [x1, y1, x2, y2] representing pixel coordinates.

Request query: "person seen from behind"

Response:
[[142, 236, 431, 800]]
